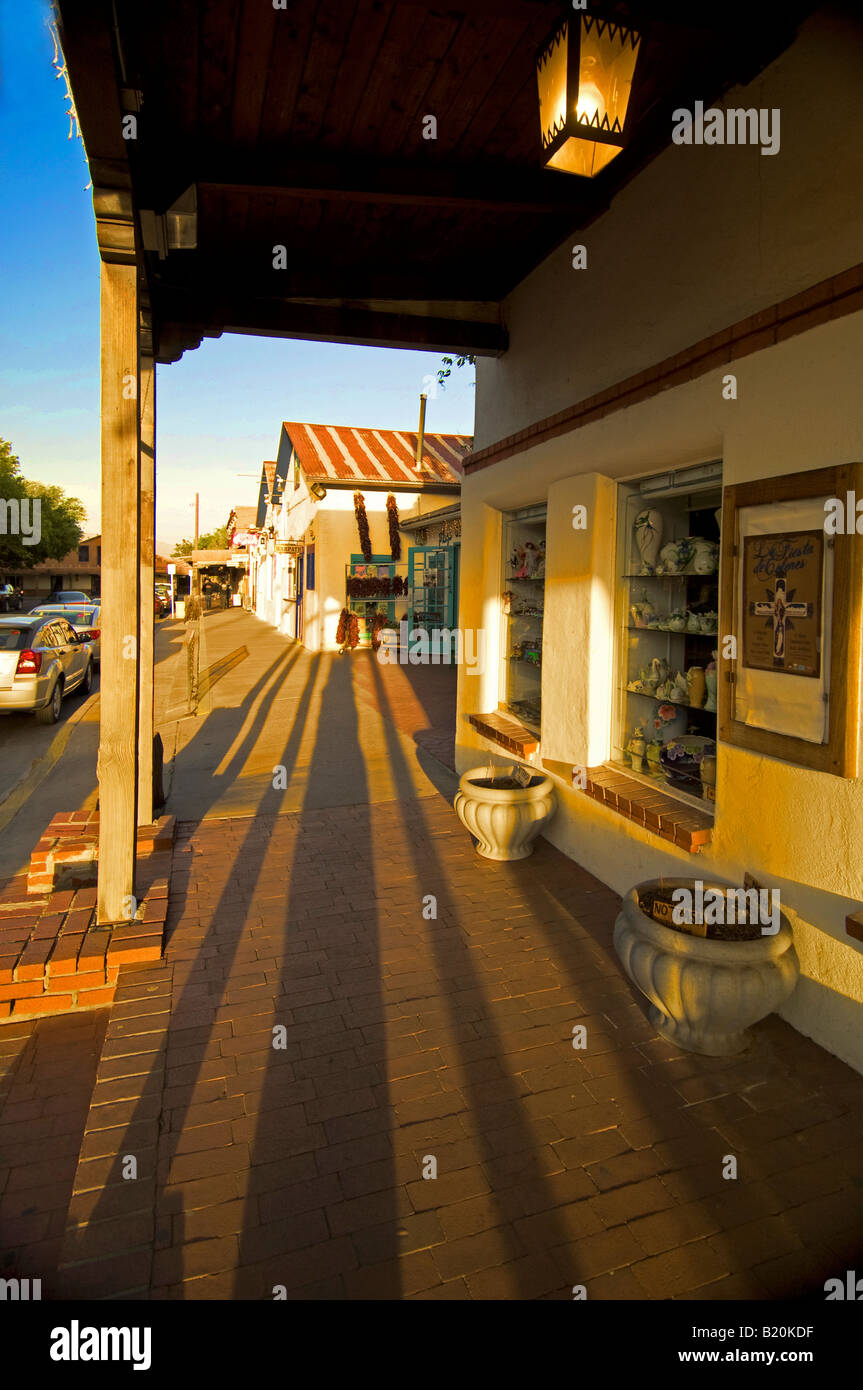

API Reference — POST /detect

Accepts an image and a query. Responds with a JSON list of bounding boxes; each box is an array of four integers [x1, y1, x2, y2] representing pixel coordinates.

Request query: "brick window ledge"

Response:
[[579, 765, 713, 853], [467, 712, 539, 758]]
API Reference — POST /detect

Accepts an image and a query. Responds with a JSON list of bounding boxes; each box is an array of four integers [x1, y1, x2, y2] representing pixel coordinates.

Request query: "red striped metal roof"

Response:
[[283, 422, 470, 487]]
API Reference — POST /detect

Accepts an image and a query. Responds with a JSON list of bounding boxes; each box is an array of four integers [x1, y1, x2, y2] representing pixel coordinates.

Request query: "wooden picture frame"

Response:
[[718, 463, 863, 776]]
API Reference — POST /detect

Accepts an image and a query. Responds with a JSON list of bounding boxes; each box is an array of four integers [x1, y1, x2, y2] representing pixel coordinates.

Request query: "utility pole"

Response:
[[194, 492, 199, 548]]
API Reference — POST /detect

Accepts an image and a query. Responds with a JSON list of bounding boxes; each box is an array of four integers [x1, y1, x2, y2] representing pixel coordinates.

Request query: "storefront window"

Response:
[[614, 464, 722, 805], [500, 505, 547, 731]]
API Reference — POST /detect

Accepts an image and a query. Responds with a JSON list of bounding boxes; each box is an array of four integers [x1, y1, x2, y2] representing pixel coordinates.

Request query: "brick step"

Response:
[[0, 876, 170, 1024], [27, 813, 176, 895]]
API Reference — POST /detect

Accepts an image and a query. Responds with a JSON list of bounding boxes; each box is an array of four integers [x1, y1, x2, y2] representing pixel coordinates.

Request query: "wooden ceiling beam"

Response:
[[152, 292, 507, 363], [141, 154, 594, 219]]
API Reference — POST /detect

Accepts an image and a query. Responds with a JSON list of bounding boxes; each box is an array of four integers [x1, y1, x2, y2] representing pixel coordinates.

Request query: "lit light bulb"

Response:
[[576, 81, 603, 125]]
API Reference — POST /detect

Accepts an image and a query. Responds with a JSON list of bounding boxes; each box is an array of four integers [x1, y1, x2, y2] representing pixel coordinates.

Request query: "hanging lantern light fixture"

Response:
[[537, 12, 641, 177]]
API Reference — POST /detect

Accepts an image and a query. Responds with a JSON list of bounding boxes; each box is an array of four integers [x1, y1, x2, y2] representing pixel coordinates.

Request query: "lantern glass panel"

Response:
[[576, 20, 640, 134], [547, 138, 620, 178], [537, 22, 568, 149]]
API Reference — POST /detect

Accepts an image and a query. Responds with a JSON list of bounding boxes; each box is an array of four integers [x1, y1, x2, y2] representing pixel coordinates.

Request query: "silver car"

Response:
[[0, 614, 94, 724], [29, 603, 102, 666]]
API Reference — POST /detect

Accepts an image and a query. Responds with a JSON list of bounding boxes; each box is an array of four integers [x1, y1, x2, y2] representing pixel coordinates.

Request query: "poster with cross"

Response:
[[742, 530, 823, 677]]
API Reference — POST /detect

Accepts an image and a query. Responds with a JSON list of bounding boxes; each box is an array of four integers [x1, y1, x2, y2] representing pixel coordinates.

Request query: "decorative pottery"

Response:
[[704, 659, 718, 712], [454, 767, 556, 861], [614, 880, 799, 1055], [700, 752, 717, 798], [668, 671, 689, 703], [645, 739, 663, 775], [686, 666, 706, 709], [649, 657, 671, 687], [668, 609, 688, 632], [660, 735, 714, 791], [628, 725, 646, 772], [629, 587, 655, 628], [634, 509, 663, 573], [651, 703, 687, 742], [691, 538, 719, 575]]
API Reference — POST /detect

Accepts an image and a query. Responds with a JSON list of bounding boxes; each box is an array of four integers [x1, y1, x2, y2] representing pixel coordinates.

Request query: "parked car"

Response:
[[0, 614, 94, 723], [49, 590, 90, 604], [28, 604, 101, 666], [154, 590, 171, 618]]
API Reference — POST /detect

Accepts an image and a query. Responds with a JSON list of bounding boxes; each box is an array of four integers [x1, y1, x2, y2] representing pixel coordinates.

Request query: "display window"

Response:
[[500, 505, 547, 731], [613, 463, 722, 806]]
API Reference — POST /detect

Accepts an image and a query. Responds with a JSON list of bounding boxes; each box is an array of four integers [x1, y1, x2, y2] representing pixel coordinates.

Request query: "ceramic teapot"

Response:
[[668, 671, 689, 702]]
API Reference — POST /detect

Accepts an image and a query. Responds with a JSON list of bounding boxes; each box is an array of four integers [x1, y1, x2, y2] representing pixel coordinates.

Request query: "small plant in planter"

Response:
[[454, 763, 556, 861], [614, 878, 799, 1055]]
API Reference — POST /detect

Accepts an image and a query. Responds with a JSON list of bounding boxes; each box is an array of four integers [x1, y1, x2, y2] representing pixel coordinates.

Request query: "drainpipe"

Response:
[[414, 393, 427, 472]]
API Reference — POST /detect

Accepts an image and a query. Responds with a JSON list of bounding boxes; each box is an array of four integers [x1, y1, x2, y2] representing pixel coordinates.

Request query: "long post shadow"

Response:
[[231, 653, 402, 1299], [366, 652, 581, 1297], [60, 642, 312, 1287]]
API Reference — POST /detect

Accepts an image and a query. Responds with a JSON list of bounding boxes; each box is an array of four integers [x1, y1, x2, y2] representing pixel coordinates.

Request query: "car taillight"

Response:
[[16, 649, 41, 674], [84, 629, 100, 640]]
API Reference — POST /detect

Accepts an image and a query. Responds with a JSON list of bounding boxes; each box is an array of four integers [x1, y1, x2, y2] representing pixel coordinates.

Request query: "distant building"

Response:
[[252, 421, 469, 650], [1, 534, 102, 598]]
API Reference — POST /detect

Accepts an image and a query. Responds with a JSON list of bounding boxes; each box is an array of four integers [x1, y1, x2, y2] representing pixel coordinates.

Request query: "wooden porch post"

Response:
[[137, 354, 155, 826], [97, 260, 141, 924]]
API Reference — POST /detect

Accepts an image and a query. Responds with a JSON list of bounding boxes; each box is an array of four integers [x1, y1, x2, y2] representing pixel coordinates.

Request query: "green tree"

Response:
[[0, 438, 86, 568], [436, 354, 476, 390], [171, 525, 230, 558]]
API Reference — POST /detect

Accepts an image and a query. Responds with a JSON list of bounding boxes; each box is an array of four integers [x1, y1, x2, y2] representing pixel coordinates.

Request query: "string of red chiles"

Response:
[[337, 607, 360, 649], [353, 491, 372, 562], [386, 494, 401, 561]]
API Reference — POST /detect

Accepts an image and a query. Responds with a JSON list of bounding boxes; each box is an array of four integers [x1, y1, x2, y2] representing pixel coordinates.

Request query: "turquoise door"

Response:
[[408, 546, 454, 659]]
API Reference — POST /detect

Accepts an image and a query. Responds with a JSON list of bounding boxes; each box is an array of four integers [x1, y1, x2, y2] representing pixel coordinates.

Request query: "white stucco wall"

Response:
[[458, 11, 863, 1072]]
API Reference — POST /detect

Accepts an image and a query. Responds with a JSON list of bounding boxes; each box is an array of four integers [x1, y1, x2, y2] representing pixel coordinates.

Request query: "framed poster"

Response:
[[741, 530, 823, 677], [718, 463, 863, 777]]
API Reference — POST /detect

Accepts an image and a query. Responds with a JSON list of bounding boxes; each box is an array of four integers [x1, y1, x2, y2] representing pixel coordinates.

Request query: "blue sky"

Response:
[[0, 0, 475, 552]]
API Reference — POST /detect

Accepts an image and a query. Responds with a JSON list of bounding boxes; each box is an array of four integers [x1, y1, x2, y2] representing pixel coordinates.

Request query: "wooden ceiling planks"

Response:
[[369, 5, 468, 161], [55, 0, 818, 361], [230, 0, 282, 150], [288, 0, 359, 152], [317, 0, 397, 153], [197, 0, 243, 151], [256, 0, 320, 150], [346, 3, 455, 156], [413, 13, 533, 162]]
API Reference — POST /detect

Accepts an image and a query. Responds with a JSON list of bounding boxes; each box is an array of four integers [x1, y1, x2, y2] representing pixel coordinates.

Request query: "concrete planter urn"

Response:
[[454, 767, 556, 861], [613, 880, 799, 1055]]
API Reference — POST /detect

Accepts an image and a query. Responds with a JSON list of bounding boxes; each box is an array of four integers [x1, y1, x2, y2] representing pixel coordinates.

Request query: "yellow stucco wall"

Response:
[[458, 312, 863, 1071]]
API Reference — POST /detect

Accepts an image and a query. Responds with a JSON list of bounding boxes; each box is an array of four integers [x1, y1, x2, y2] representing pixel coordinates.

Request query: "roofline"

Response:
[[400, 501, 461, 529], [282, 422, 471, 443], [304, 477, 461, 493]]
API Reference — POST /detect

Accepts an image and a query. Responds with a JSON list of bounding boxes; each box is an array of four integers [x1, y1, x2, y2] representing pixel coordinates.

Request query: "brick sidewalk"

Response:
[[52, 795, 861, 1300], [352, 651, 456, 771], [0, 1007, 108, 1296]]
